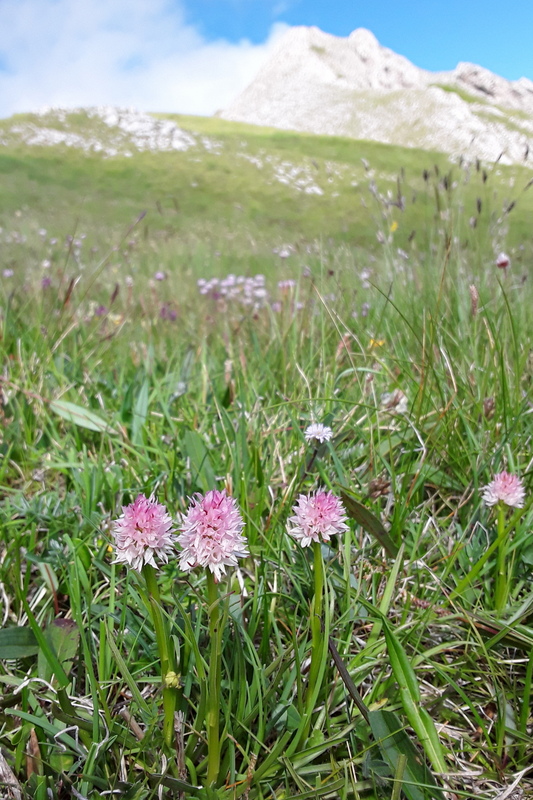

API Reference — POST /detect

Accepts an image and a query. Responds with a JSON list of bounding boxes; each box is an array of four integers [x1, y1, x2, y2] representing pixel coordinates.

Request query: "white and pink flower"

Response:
[[482, 471, 525, 509], [288, 490, 348, 547], [304, 423, 333, 444], [178, 490, 248, 580], [112, 494, 177, 571]]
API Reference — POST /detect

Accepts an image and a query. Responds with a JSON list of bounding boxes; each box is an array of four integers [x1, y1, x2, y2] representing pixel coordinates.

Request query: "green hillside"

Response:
[[1, 110, 532, 272]]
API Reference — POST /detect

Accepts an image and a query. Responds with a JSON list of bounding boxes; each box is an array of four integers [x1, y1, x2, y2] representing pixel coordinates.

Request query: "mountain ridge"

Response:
[[219, 26, 533, 165]]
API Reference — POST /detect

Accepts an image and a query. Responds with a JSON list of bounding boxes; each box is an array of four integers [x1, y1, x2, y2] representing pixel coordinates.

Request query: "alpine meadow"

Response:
[[1, 100, 533, 800]]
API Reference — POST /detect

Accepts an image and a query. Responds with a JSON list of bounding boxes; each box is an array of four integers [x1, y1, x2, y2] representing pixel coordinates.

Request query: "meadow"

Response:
[[1, 115, 533, 799]]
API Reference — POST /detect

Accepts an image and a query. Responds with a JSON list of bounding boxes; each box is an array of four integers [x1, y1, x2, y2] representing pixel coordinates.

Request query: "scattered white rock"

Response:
[[238, 150, 324, 193], [5, 106, 198, 156]]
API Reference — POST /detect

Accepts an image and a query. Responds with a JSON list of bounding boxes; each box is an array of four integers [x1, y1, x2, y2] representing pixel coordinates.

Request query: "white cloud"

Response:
[[0, 0, 288, 118]]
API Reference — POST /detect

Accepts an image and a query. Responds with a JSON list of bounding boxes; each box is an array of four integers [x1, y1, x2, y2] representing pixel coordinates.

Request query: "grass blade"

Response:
[[50, 399, 118, 434], [369, 710, 442, 800], [381, 618, 447, 775]]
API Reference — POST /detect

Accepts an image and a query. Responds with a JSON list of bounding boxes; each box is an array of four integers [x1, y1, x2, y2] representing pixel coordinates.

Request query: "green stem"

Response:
[[142, 564, 178, 751], [299, 541, 326, 745], [310, 541, 324, 662], [494, 504, 508, 614], [206, 570, 222, 787]]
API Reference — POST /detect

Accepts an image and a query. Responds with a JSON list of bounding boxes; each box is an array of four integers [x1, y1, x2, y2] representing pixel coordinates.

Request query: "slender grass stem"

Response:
[[311, 541, 325, 663]]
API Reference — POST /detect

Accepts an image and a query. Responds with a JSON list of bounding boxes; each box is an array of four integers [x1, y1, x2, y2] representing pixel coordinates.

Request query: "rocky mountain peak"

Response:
[[348, 28, 379, 54], [219, 26, 533, 166]]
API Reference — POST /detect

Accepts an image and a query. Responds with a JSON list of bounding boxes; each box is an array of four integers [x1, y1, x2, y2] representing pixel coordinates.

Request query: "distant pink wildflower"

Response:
[[112, 494, 177, 571], [288, 490, 348, 547], [178, 490, 248, 580], [304, 423, 333, 444], [482, 471, 525, 509], [496, 252, 510, 269]]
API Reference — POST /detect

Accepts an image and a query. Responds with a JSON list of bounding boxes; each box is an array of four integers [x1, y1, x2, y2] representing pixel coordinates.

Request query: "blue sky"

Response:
[[184, 0, 533, 80], [0, 0, 531, 119]]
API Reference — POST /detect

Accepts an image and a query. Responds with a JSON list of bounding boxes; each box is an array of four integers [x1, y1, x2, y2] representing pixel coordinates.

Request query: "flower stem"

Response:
[[142, 564, 178, 750], [206, 570, 222, 787], [494, 503, 508, 614], [299, 541, 327, 745], [311, 541, 324, 656]]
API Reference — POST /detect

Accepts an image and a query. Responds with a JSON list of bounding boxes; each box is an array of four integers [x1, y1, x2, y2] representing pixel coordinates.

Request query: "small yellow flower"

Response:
[[369, 338, 385, 348], [390, 221, 398, 233]]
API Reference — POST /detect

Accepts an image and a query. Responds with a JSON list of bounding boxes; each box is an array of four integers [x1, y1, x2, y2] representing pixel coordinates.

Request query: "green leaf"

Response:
[[521, 543, 533, 565], [340, 489, 399, 557], [182, 430, 216, 493], [0, 627, 39, 659], [20, 597, 70, 688], [381, 619, 447, 774], [5, 709, 84, 754], [50, 399, 117, 434], [131, 379, 149, 445], [104, 620, 150, 712], [369, 710, 442, 800], [38, 619, 80, 683]]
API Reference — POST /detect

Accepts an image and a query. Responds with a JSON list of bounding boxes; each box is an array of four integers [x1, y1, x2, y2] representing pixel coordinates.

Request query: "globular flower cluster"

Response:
[[112, 494, 177, 571], [177, 490, 249, 581], [277, 279, 296, 291], [111, 490, 248, 579], [304, 423, 333, 443], [288, 490, 348, 547], [197, 274, 269, 309], [482, 471, 525, 509]]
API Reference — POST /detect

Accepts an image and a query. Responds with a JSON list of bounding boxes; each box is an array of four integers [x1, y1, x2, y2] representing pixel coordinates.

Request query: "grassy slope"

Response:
[[1, 111, 533, 261]]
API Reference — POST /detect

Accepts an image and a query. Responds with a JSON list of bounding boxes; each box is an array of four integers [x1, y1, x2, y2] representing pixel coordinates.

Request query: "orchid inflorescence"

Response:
[[112, 483, 350, 573], [112, 489, 248, 578], [287, 489, 348, 547], [482, 470, 525, 509]]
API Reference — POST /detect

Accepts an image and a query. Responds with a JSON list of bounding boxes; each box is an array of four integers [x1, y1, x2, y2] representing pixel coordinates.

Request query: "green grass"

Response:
[[0, 116, 533, 799], [430, 83, 484, 105], [1, 108, 533, 257]]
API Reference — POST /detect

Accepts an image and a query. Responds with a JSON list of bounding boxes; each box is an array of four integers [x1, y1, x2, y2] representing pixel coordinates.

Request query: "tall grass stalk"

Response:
[[299, 540, 328, 746]]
